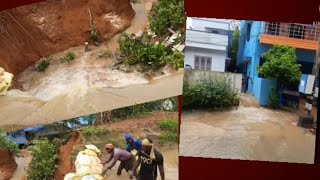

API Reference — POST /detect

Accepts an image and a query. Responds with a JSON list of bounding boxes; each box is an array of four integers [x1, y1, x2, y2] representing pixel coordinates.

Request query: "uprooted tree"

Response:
[[257, 45, 302, 107]]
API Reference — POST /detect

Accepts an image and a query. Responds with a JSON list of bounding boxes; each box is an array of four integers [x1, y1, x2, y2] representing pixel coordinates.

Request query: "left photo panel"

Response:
[[0, 96, 179, 180], [0, 0, 185, 129]]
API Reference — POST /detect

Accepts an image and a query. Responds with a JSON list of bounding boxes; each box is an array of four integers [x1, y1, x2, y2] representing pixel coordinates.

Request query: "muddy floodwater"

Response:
[[0, 1, 183, 130], [179, 94, 316, 164]]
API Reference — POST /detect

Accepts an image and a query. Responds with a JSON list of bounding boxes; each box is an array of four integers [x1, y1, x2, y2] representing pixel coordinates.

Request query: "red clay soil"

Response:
[[102, 112, 178, 133], [54, 131, 80, 180], [0, 149, 18, 180], [0, 0, 135, 77]]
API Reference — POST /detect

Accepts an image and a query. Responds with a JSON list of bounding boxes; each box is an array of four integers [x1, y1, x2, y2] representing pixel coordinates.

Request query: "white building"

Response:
[[185, 18, 233, 72]]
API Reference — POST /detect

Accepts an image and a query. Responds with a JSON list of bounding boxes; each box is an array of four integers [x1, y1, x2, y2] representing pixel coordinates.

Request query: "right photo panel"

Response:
[[180, 18, 319, 164]]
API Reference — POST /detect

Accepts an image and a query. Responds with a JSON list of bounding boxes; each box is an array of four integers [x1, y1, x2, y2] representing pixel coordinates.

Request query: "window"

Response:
[[267, 22, 280, 35], [194, 56, 212, 71], [289, 24, 305, 39], [246, 23, 251, 41]]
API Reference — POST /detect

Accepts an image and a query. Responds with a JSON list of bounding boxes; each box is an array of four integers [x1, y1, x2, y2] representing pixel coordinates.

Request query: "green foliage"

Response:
[[159, 119, 178, 132], [149, 0, 185, 36], [159, 119, 178, 144], [112, 97, 178, 120], [183, 77, 239, 109], [166, 51, 184, 70], [60, 52, 76, 63], [118, 33, 184, 71], [268, 87, 280, 109], [257, 45, 302, 86], [27, 138, 60, 180], [81, 126, 110, 136], [228, 29, 240, 71], [89, 22, 99, 42], [0, 133, 20, 156], [35, 59, 50, 72], [98, 49, 113, 59]]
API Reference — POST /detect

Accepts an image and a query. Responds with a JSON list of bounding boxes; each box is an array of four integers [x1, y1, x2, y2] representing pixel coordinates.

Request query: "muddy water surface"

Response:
[[179, 95, 316, 164], [0, 1, 183, 130]]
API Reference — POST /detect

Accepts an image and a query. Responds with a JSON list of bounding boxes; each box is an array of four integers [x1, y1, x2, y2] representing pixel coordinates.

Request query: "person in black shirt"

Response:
[[131, 138, 165, 180]]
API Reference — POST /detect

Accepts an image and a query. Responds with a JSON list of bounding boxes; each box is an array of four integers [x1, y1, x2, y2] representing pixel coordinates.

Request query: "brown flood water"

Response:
[[0, 1, 183, 131], [179, 94, 316, 164]]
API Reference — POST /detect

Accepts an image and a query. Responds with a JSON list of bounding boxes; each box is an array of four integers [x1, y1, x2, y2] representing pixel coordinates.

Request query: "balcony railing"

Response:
[[262, 22, 320, 41]]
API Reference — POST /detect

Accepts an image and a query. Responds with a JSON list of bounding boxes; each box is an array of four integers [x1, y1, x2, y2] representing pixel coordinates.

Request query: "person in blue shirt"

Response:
[[125, 133, 142, 153]]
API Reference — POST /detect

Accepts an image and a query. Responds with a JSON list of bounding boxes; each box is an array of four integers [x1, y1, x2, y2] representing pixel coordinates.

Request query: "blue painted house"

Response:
[[237, 21, 319, 105]]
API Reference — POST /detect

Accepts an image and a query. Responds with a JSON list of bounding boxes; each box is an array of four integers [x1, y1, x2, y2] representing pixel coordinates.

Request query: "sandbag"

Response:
[[76, 154, 91, 166], [3, 72, 13, 85], [64, 173, 82, 180], [83, 149, 98, 157], [85, 145, 101, 154], [81, 175, 96, 180], [77, 165, 91, 176]]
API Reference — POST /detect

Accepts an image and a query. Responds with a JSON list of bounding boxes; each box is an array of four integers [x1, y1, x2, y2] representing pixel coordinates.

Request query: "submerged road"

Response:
[[179, 94, 316, 164], [0, 70, 183, 131]]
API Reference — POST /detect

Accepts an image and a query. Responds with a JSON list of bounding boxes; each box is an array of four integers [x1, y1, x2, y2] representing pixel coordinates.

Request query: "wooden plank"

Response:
[[260, 34, 318, 51]]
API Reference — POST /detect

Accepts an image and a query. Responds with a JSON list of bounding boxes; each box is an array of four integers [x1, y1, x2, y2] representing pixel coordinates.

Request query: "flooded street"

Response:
[[179, 94, 316, 164], [0, 1, 183, 131]]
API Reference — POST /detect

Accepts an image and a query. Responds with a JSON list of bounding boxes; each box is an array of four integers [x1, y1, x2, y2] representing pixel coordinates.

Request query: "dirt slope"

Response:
[[0, 0, 135, 76], [55, 131, 80, 180], [0, 149, 18, 180]]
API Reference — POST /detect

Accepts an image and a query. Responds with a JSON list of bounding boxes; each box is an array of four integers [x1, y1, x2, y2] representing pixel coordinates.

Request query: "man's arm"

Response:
[[157, 152, 165, 180], [158, 164, 165, 180], [103, 153, 114, 164], [133, 155, 141, 175], [107, 154, 119, 169]]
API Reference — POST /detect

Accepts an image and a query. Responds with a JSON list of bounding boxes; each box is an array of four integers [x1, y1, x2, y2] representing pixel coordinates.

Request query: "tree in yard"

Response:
[[257, 45, 302, 106], [228, 29, 240, 72]]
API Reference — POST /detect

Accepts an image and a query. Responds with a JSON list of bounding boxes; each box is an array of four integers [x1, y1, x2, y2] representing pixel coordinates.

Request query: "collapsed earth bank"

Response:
[[0, 0, 135, 78]]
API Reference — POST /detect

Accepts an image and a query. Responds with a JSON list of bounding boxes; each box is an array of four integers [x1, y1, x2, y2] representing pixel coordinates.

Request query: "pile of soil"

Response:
[[0, 149, 18, 180], [54, 131, 81, 180], [0, 0, 135, 77]]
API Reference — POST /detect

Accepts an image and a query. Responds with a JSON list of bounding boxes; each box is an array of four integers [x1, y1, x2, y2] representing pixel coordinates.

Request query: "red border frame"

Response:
[[180, 0, 320, 177], [1, 0, 320, 179]]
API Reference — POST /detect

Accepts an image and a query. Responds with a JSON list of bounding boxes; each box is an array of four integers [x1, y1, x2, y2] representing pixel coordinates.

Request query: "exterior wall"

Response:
[[184, 69, 243, 94], [255, 78, 277, 106], [184, 46, 226, 72], [191, 18, 231, 31], [238, 20, 316, 105]]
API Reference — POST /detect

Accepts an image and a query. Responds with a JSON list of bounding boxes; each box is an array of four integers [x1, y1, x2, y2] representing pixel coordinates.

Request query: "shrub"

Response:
[[0, 133, 20, 156], [98, 49, 113, 59], [60, 52, 76, 63], [159, 119, 178, 144], [257, 45, 302, 87], [159, 119, 178, 132], [35, 59, 50, 72], [165, 50, 184, 70], [81, 126, 110, 136], [89, 22, 99, 42], [27, 138, 60, 180], [118, 33, 183, 71], [149, 0, 185, 37], [183, 77, 239, 109], [268, 87, 280, 109]]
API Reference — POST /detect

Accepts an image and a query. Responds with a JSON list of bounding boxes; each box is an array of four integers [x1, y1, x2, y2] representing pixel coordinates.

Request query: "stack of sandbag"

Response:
[[64, 145, 105, 180], [0, 67, 14, 95]]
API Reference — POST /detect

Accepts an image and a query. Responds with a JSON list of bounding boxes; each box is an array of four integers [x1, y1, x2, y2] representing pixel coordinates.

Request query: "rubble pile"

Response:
[[0, 67, 14, 95], [64, 145, 105, 180]]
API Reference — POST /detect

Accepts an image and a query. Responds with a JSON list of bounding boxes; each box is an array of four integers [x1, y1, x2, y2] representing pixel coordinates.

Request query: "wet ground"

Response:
[[0, 1, 183, 131], [179, 94, 316, 164]]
